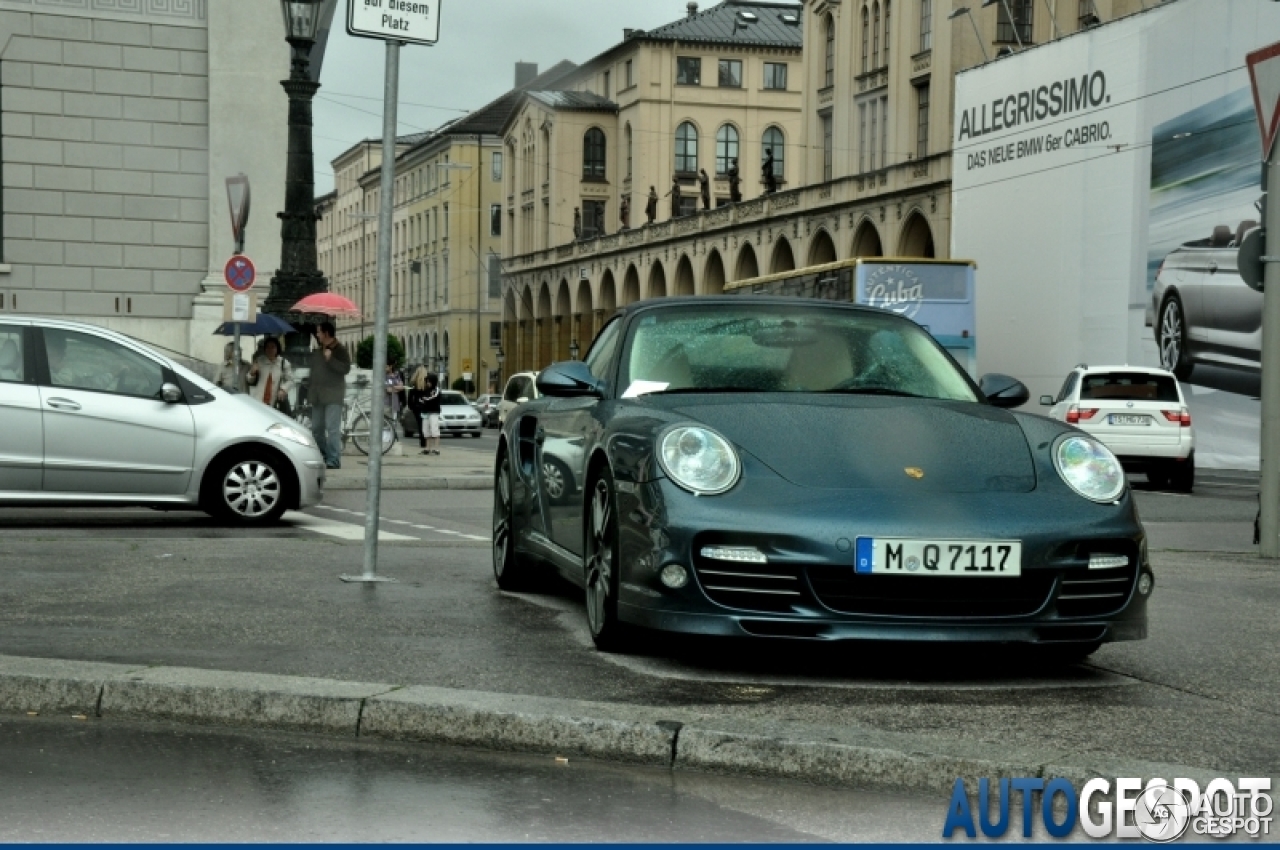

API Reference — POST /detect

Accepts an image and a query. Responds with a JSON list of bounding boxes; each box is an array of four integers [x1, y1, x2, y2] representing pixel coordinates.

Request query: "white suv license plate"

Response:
[[855, 538, 1022, 577], [1108, 414, 1151, 426]]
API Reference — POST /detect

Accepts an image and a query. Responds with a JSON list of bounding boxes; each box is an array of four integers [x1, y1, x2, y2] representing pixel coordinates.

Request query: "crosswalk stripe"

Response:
[[285, 512, 417, 542]]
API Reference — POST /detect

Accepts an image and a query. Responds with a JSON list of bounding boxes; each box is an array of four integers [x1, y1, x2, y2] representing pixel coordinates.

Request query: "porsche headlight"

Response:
[[658, 426, 740, 495], [1054, 435, 1125, 503], [268, 423, 314, 448]]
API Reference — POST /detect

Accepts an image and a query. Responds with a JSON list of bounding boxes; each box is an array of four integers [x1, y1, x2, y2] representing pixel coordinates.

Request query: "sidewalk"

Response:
[[324, 440, 493, 491]]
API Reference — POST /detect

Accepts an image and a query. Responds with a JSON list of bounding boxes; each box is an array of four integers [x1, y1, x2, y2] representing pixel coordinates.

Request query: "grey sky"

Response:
[[313, 0, 700, 194]]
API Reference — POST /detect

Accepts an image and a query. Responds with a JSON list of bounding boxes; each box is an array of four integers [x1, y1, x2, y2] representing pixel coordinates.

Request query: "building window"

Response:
[[860, 6, 870, 73], [821, 113, 833, 181], [583, 128, 606, 179], [869, 101, 878, 170], [603, 69, 611, 99], [488, 256, 502, 300], [492, 151, 503, 181], [764, 62, 788, 90], [762, 126, 785, 182], [625, 58, 634, 87], [718, 59, 743, 88], [582, 199, 607, 239], [675, 121, 699, 174], [490, 320, 502, 347], [824, 15, 836, 86], [883, 1, 890, 67], [1077, 0, 1098, 29], [919, 0, 932, 51], [997, 0, 1032, 43], [626, 124, 633, 179], [677, 56, 701, 85], [880, 95, 889, 169], [915, 83, 930, 159], [443, 203, 449, 239], [490, 204, 502, 237], [872, 2, 881, 68], [443, 255, 449, 304], [715, 124, 739, 176]]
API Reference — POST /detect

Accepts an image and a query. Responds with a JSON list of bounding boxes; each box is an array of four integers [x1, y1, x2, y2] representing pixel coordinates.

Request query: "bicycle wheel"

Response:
[[350, 413, 396, 456]]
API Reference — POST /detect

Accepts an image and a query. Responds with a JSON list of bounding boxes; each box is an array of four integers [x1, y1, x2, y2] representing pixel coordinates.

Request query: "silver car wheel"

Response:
[[585, 478, 614, 638], [542, 460, 567, 501], [1159, 301, 1182, 371], [222, 459, 282, 519]]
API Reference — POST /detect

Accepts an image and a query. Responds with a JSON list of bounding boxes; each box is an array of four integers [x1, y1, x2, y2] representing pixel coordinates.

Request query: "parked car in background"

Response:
[[475, 393, 502, 428], [0, 316, 324, 524], [439, 390, 483, 438], [498, 371, 540, 426], [1041, 364, 1194, 492], [494, 296, 1150, 662], [1151, 220, 1259, 380]]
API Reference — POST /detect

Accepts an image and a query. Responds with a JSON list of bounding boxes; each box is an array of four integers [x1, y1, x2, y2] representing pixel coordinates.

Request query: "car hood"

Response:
[[662, 395, 1037, 493]]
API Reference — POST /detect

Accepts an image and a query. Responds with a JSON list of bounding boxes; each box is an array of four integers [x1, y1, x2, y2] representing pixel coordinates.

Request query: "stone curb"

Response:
[[325, 475, 491, 491], [0, 655, 1223, 793]]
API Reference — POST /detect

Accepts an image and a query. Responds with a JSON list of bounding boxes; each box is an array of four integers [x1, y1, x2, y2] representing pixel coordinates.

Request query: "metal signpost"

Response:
[[224, 175, 253, 393], [342, 0, 442, 583], [1247, 42, 1280, 557]]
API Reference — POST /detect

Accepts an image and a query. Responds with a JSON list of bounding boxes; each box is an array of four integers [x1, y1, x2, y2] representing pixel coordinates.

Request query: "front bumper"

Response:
[[298, 458, 325, 508], [613, 475, 1150, 645]]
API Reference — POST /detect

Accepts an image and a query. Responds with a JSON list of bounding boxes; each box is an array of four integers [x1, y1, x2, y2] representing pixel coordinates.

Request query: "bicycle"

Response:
[[294, 379, 397, 456]]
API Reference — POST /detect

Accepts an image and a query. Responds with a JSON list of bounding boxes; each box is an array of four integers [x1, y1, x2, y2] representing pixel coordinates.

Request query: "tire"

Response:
[[471, 431, 482, 439], [584, 468, 632, 652], [541, 456, 575, 504], [1157, 295, 1195, 381], [350, 413, 395, 456], [1170, 452, 1194, 493], [493, 448, 537, 591], [202, 451, 291, 524], [1146, 467, 1170, 489]]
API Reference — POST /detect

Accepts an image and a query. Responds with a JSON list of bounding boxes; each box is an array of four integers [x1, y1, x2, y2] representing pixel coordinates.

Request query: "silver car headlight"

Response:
[[1054, 435, 1125, 503], [268, 423, 314, 448], [658, 425, 740, 495]]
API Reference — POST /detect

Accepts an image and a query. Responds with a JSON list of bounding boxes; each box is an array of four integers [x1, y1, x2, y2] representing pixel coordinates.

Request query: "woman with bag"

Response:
[[245, 336, 293, 414]]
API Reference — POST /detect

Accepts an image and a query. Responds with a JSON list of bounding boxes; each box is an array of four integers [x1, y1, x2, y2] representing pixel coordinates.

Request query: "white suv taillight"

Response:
[[1161, 408, 1192, 427], [1066, 405, 1099, 425]]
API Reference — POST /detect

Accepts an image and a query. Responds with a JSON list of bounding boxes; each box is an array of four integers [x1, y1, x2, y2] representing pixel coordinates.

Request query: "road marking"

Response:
[[285, 512, 417, 542], [309, 505, 489, 542]]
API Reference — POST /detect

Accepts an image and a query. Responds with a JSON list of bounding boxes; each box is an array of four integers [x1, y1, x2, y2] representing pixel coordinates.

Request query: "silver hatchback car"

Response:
[[0, 317, 324, 523]]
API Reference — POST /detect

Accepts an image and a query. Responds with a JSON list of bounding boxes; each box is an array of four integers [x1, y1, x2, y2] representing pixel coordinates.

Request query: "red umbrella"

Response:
[[290, 293, 361, 318]]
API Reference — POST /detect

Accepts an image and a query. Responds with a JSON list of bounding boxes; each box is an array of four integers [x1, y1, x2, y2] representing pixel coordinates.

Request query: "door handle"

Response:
[[1207, 262, 1218, 274], [535, 428, 546, 446], [46, 398, 82, 411]]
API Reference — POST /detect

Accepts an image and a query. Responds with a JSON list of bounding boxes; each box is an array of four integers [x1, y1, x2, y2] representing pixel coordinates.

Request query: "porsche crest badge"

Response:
[[905, 467, 925, 479]]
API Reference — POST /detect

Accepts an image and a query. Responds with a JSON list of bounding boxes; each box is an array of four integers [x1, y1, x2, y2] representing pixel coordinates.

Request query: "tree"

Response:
[[356, 334, 405, 370]]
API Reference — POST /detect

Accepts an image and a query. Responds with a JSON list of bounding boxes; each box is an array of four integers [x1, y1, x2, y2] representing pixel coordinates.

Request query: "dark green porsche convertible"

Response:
[[493, 297, 1150, 659]]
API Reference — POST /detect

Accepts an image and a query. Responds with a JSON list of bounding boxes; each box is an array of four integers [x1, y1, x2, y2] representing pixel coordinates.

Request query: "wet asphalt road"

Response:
[[0, 433, 1276, 778], [0, 715, 942, 843]]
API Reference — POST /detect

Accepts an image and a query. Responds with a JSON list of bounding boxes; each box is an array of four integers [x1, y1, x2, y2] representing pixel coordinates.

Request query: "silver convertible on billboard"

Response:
[[1151, 220, 1259, 380]]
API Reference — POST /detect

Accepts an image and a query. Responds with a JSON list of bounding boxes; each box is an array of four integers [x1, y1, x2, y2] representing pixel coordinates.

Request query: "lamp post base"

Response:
[[339, 574, 399, 584]]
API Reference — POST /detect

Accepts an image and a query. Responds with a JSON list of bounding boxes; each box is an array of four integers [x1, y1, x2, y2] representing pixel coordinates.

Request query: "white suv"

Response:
[[1041, 365, 1194, 492]]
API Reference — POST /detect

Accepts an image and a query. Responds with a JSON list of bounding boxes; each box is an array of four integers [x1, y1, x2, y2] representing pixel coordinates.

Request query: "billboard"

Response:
[[952, 0, 1280, 470]]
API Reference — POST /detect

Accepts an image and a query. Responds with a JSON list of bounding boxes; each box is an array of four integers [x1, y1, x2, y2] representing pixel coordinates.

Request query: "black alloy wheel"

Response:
[[492, 448, 535, 590], [584, 468, 630, 652], [1157, 296, 1195, 381]]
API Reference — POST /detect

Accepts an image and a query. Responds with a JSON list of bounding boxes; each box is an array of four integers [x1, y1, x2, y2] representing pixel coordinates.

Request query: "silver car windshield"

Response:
[[440, 392, 470, 406], [619, 304, 978, 402]]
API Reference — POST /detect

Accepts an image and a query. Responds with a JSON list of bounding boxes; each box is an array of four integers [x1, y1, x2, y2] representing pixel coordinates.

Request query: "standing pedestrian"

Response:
[[384, 361, 405, 431], [763, 147, 777, 194], [698, 169, 711, 210], [406, 366, 433, 453], [728, 158, 742, 203], [245, 336, 293, 413], [645, 186, 659, 224], [418, 372, 442, 456], [214, 341, 249, 392], [307, 321, 352, 470]]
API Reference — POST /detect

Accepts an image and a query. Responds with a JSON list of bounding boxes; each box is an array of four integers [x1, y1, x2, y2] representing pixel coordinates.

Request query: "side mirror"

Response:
[[536, 360, 604, 398], [160, 383, 184, 404], [978, 373, 1030, 409], [1039, 395, 1055, 406]]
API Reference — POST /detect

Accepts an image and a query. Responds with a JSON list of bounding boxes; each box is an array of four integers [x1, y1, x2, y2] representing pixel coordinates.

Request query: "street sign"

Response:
[[224, 255, 256, 292], [461, 358, 473, 372], [225, 175, 251, 254], [1248, 41, 1280, 158], [222, 291, 258, 323], [347, 0, 441, 45]]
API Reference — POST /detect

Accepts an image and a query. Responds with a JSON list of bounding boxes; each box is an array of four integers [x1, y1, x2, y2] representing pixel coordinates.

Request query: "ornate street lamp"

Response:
[[496, 345, 505, 388], [569, 339, 580, 361], [263, 0, 329, 353]]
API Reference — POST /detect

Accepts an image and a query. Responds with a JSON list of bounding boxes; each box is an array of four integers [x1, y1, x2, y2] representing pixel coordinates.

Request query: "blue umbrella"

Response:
[[213, 315, 296, 336]]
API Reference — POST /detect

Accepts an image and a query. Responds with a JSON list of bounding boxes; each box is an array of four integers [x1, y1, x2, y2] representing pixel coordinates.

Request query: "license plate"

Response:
[[855, 538, 1022, 576], [1108, 414, 1150, 426]]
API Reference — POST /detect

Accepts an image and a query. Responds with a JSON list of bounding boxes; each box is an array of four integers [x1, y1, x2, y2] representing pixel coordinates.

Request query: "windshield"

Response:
[[618, 304, 978, 402], [440, 391, 469, 405]]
